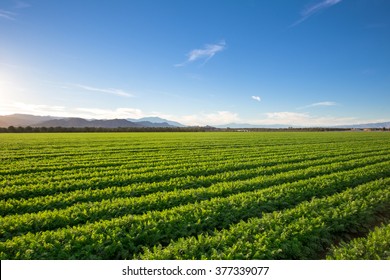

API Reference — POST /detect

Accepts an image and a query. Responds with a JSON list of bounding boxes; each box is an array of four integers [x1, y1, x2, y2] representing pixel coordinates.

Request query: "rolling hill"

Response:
[[0, 114, 183, 128]]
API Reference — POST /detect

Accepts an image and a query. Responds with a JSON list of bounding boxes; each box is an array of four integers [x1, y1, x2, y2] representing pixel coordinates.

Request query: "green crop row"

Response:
[[3, 134, 337, 171], [139, 177, 390, 260], [0, 132, 389, 260], [2, 133, 387, 179], [2, 140, 364, 190], [2, 155, 389, 239], [1, 160, 389, 259], [2, 148, 387, 216], [326, 223, 390, 260], [2, 145, 342, 200]]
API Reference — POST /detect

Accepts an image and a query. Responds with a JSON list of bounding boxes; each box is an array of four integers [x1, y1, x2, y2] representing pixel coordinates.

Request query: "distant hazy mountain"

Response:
[[34, 118, 177, 128], [129, 117, 185, 127], [34, 118, 140, 128], [0, 114, 181, 128], [0, 114, 58, 127], [1, 114, 389, 129], [334, 122, 390, 129], [217, 121, 390, 129]]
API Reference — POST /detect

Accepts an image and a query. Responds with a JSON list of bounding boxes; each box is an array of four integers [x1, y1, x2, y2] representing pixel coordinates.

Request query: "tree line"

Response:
[[0, 126, 220, 133], [1, 125, 388, 133]]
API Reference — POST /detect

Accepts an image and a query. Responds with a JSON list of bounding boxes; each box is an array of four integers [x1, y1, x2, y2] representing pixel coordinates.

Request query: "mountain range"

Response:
[[216, 122, 390, 129], [333, 122, 390, 129], [0, 114, 389, 129], [0, 114, 185, 128], [127, 117, 185, 127]]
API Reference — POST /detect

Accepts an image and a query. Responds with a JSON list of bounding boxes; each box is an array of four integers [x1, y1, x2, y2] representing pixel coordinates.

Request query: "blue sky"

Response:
[[1, 0, 389, 126]]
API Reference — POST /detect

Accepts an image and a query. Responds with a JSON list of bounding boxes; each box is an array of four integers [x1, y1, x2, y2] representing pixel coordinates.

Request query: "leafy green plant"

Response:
[[1, 132, 389, 260], [326, 223, 390, 260]]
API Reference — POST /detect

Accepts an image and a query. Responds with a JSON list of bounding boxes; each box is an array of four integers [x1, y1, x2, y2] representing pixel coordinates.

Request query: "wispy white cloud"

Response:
[[175, 41, 226, 67], [302, 0, 342, 17], [74, 84, 133, 98], [265, 112, 310, 122], [0, 1, 30, 20], [291, 0, 342, 27], [180, 110, 372, 127], [0, 103, 146, 119], [75, 107, 144, 119], [0, 9, 17, 20], [298, 101, 339, 109], [310, 101, 338, 107], [181, 111, 240, 126], [251, 96, 261, 102], [251, 111, 360, 127], [1, 102, 386, 127], [0, 102, 67, 116]]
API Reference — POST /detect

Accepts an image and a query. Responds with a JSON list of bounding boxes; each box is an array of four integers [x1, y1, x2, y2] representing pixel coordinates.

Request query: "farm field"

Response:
[[0, 131, 389, 260]]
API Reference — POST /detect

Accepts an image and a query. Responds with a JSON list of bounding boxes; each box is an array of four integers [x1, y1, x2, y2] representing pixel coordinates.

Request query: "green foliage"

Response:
[[0, 132, 389, 259], [326, 223, 390, 260], [139, 178, 390, 260]]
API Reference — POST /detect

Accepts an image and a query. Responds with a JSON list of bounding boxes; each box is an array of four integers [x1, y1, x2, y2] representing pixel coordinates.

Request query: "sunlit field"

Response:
[[1, 132, 389, 260]]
